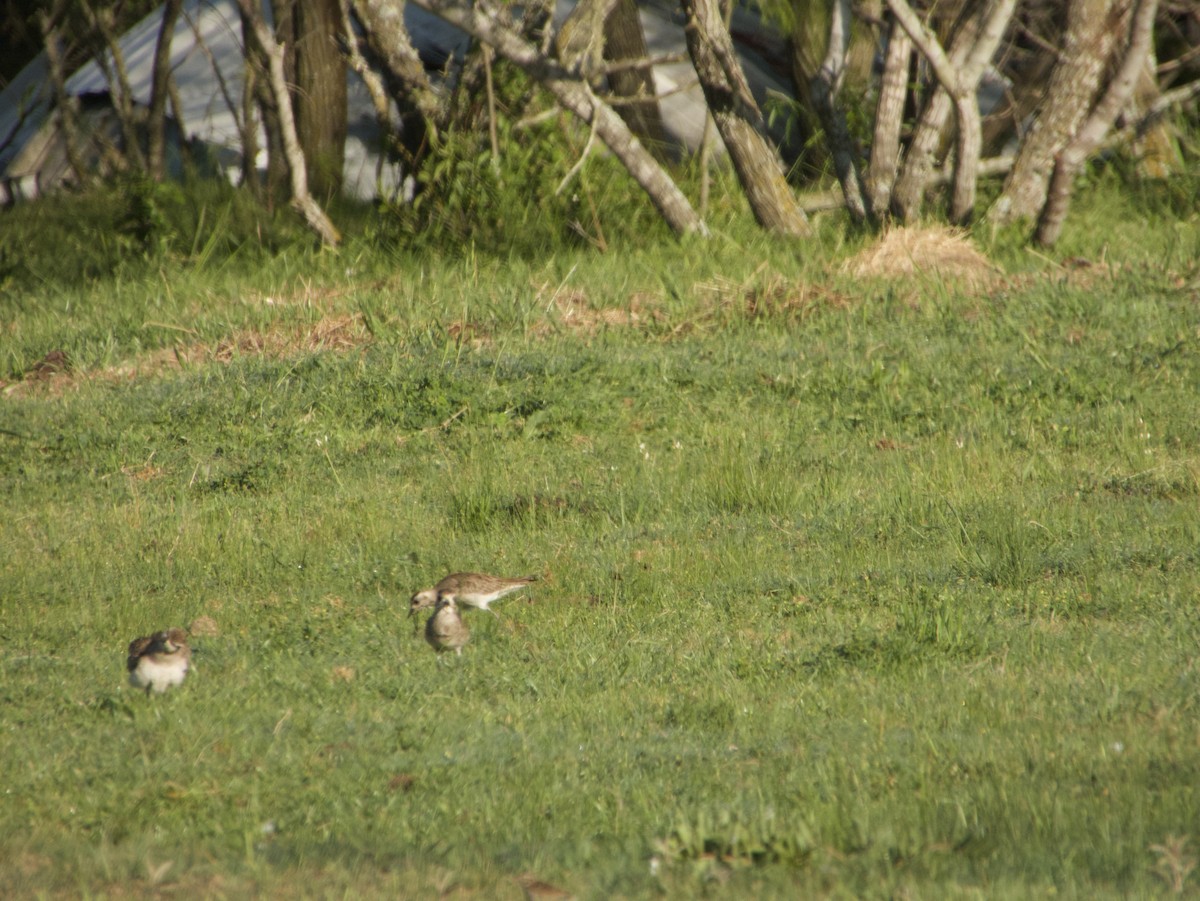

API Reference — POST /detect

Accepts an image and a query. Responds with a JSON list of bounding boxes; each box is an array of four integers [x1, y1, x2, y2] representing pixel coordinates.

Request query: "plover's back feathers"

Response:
[[410, 571, 539, 617]]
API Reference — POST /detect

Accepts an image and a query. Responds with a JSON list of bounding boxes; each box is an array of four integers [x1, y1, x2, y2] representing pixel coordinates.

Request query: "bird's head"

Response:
[[161, 628, 189, 652], [409, 589, 437, 617]]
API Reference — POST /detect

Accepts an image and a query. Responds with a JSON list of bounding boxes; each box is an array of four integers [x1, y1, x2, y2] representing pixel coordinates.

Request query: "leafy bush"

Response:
[[373, 61, 677, 256]]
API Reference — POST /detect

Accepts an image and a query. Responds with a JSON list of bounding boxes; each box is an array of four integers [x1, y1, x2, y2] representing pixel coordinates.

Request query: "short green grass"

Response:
[[2, 176, 1200, 898]]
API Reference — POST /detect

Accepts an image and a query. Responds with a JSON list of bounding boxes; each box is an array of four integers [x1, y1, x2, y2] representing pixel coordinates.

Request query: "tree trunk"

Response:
[[237, 0, 341, 245], [278, 0, 347, 200], [351, 0, 446, 166], [1035, 0, 1159, 246], [1128, 48, 1179, 178], [680, 0, 810, 236], [148, 0, 184, 181], [867, 15, 910, 219], [39, 4, 89, 190], [81, 0, 146, 170], [809, 0, 868, 222], [603, 0, 669, 157], [990, 0, 1125, 226], [889, 0, 1017, 223], [406, 0, 707, 237]]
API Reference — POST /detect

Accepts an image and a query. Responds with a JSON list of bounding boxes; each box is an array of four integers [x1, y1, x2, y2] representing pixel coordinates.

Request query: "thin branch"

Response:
[[483, 43, 501, 173], [1155, 42, 1200, 75], [556, 108, 600, 195], [352, 0, 445, 137], [183, 5, 245, 140], [604, 77, 701, 105], [1122, 78, 1200, 137], [599, 51, 689, 76]]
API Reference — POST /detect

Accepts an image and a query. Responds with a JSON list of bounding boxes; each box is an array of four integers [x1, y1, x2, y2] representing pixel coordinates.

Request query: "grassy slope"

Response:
[[1, 179, 1199, 898]]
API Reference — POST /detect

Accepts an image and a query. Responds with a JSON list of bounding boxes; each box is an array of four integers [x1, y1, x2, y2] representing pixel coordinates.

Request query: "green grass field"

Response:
[[2, 176, 1199, 898]]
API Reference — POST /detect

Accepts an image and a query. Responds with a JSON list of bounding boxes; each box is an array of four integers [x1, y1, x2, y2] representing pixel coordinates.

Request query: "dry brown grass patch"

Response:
[[533, 287, 664, 336], [208, 312, 369, 361], [695, 269, 852, 320], [2, 313, 373, 398], [843, 225, 998, 289]]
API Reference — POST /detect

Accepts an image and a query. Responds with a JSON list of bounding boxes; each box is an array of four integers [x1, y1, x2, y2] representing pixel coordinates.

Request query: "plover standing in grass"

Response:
[[127, 628, 191, 694], [409, 571, 539, 619], [425, 593, 470, 656], [516, 873, 575, 901]]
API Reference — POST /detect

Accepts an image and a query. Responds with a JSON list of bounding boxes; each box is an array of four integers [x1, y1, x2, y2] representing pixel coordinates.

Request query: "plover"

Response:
[[425, 593, 470, 656], [127, 628, 191, 694], [409, 571, 539, 619], [516, 874, 575, 901]]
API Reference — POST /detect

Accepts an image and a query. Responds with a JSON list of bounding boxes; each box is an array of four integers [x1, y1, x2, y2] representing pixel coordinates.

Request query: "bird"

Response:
[[515, 873, 575, 901], [409, 571, 539, 619], [425, 593, 470, 656], [127, 628, 191, 694]]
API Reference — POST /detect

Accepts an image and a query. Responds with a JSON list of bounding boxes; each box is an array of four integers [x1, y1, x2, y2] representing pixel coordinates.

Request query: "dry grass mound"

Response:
[[844, 225, 998, 288]]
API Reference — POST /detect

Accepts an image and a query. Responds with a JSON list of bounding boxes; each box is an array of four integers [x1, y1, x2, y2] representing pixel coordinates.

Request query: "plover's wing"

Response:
[[126, 635, 154, 672]]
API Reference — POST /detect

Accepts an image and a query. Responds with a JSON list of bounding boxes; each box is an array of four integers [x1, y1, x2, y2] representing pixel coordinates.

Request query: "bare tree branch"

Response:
[[80, 0, 146, 169], [888, 0, 1017, 223], [598, 51, 689, 77], [338, 0, 394, 134], [235, 0, 341, 246], [407, 0, 707, 236], [1121, 78, 1200, 136], [352, 0, 445, 142], [39, 4, 89, 190], [182, 5, 246, 152]]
